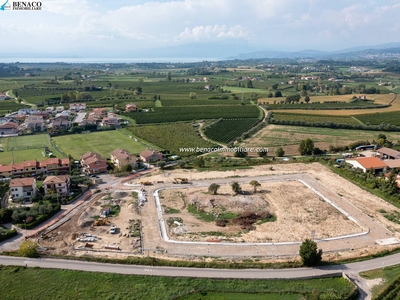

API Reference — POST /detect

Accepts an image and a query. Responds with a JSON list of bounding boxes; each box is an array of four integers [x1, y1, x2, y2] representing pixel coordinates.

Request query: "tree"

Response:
[[299, 239, 322, 266], [157, 161, 166, 169], [195, 156, 205, 168], [189, 92, 197, 99], [304, 95, 310, 103], [246, 80, 253, 88], [208, 183, 220, 195], [299, 138, 314, 156], [166, 72, 172, 82], [274, 91, 282, 97], [234, 150, 248, 158], [258, 149, 268, 158], [271, 83, 279, 90], [249, 180, 261, 193], [19, 240, 39, 258], [231, 181, 242, 195], [276, 147, 285, 157]]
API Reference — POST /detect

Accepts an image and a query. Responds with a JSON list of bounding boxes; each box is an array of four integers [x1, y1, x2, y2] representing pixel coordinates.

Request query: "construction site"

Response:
[[36, 163, 400, 261]]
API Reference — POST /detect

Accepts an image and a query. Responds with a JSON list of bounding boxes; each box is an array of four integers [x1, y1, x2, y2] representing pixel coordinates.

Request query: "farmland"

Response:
[[241, 124, 400, 155], [356, 111, 400, 126], [204, 118, 260, 144], [0, 99, 30, 115], [128, 123, 216, 156], [123, 105, 260, 124], [52, 130, 147, 159], [0, 266, 357, 300], [270, 113, 360, 126]]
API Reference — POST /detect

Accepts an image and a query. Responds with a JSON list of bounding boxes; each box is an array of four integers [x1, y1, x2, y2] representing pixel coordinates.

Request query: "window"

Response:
[[58, 183, 62, 186]]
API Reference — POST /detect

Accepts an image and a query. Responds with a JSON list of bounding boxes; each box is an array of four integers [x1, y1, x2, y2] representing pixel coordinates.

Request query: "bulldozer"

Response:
[[173, 178, 190, 184], [141, 181, 152, 186], [93, 217, 110, 226]]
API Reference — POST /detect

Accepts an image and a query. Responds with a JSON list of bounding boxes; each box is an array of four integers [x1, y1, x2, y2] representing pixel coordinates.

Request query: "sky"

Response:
[[1, 0, 400, 59]]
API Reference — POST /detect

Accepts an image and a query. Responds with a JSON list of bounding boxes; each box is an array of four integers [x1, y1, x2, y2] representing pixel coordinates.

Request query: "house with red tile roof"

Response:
[[346, 157, 388, 175], [0, 121, 19, 136], [110, 148, 137, 169], [139, 149, 164, 163], [43, 175, 70, 197], [81, 152, 108, 174], [9, 177, 37, 201]]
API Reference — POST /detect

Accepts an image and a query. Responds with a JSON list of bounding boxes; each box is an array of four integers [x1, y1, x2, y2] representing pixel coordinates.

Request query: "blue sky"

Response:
[[1, 0, 400, 58]]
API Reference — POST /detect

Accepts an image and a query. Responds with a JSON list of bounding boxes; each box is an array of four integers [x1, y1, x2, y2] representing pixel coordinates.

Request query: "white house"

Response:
[[9, 177, 37, 201]]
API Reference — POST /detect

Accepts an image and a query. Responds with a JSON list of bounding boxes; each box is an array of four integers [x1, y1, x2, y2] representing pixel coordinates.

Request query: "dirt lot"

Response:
[[160, 181, 362, 243], [40, 191, 142, 256]]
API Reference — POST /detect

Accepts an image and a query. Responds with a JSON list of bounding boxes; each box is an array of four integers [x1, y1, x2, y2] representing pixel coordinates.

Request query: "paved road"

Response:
[[0, 252, 399, 279]]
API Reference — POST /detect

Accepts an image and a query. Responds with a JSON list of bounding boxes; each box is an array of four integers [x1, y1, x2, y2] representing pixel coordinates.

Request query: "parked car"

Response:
[[110, 225, 117, 234]]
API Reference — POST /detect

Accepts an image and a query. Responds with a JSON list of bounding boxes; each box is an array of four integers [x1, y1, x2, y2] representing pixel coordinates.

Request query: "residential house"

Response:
[[18, 108, 40, 115], [81, 152, 108, 174], [43, 175, 70, 197], [11, 160, 38, 177], [9, 177, 37, 201], [92, 108, 107, 117], [55, 110, 70, 118], [69, 103, 87, 112], [346, 157, 388, 175], [0, 93, 8, 100], [125, 103, 138, 112], [139, 149, 164, 163], [0, 121, 19, 136], [101, 113, 120, 127], [0, 165, 12, 178], [24, 115, 46, 132], [110, 148, 137, 169], [56, 106, 64, 113], [50, 116, 70, 130], [45, 106, 55, 113]]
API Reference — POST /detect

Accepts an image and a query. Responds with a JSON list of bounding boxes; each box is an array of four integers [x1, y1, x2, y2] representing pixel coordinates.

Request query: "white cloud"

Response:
[[177, 25, 249, 41]]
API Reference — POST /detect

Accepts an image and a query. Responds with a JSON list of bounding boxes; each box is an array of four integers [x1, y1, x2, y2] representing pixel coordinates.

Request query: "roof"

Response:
[[355, 157, 388, 169], [43, 175, 70, 184], [376, 147, 400, 159], [111, 148, 136, 163], [0, 121, 19, 129], [10, 177, 35, 187], [384, 160, 400, 169], [0, 164, 12, 172], [140, 149, 162, 158]]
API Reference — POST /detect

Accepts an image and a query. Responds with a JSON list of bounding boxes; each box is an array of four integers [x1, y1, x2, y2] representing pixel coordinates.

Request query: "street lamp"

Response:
[[23, 219, 26, 238]]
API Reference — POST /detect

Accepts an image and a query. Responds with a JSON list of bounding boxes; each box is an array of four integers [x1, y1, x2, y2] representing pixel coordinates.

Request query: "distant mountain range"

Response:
[[232, 42, 400, 60]]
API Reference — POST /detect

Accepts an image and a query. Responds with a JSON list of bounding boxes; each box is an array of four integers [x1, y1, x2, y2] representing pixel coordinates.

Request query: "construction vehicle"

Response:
[[93, 217, 110, 226], [173, 178, 190, 184], [141, 181, 152, 186]]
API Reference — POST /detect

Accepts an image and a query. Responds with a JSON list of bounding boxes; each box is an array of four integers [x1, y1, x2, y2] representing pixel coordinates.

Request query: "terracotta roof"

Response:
[[0, 165, 12, 172], [355, 157, 388, 169], [10, 177, 35, 187], [385, 160, 400, 169], [0, 121, 19, 129], [43, 175, 70, 184]]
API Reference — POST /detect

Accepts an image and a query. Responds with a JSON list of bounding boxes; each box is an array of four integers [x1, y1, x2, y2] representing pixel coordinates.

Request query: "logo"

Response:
[[1, 0, 11, 10], [0, 1, 42, 11]]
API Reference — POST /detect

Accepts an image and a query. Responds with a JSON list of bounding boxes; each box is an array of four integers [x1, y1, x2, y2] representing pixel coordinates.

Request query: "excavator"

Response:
[[173, 178, 190, 184], [93, 217, 110, 226], [141, 181, 153, 186]]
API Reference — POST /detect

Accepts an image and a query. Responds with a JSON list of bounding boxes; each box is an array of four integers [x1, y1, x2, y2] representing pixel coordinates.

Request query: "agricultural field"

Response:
[[0, 99, 30, 115], [123, 105, 260, 124], [356, 111, 400, 126], [261, 100, 387, 110], [0, 134, 65, 164], [241, 124, 400, 155], [128, 123, 216, 156], [270, 113, 361, 126], [204, 118, 260, 144], [0, 266, 357, 300], [52, 130, 147, 159]]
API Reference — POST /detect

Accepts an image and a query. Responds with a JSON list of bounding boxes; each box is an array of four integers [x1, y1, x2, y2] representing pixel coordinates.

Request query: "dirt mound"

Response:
[[113, 191, 127, 198]]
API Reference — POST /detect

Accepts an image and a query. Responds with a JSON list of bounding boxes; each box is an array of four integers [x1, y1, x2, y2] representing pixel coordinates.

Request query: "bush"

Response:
[[299, 239, 322, 266], [19, 240, 39, 258]]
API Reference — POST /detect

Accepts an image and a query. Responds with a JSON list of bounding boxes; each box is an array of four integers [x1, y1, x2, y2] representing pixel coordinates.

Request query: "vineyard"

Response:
[[160, 98, 251, 106], [261, 101, 388, 110], [355, 111, 400, 126], [204, 118, 260, 144], [271, 113, 360, 125], [128, 123, 217, 156], [0, 100, 29, 115], [123, 105, 260, 124]]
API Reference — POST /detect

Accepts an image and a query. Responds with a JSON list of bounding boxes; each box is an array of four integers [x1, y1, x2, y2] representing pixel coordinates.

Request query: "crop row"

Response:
[[271, 113, 360, 126], [128, 123, 216, 156], [356, 111, 400, 126], [204, 118, 260, 144], [263, 102, 388, 110], [161, 98, 250, 106], [123, 105, 260, 124]]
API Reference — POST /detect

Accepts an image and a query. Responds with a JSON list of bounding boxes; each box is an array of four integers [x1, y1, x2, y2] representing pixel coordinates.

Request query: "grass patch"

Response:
[[0, 266, 357, 300], [52, 130, 147, 158], [164, 206, 181, 214], [360, 264, 400, 299]]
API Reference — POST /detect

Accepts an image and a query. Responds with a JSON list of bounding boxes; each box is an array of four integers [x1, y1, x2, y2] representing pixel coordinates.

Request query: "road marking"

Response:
[[24, 259, 39, 265], [144, 267, 157, 272]]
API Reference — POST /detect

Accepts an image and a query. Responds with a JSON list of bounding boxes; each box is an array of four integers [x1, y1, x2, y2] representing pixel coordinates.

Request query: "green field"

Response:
[[356, 111, 400, 126], [0, 266, 357, 300], [52, 130, 147, 159], [128, 123, 217, 156], [360, 264, 400, 299], [0, 134, 65, 164], [124, 105, 260, 124], [271, 113, 360, 126], [204, 118, 260, 144]]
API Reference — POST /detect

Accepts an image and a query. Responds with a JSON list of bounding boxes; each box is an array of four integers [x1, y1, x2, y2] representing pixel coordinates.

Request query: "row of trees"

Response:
[[208, 180, 262, 196]]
